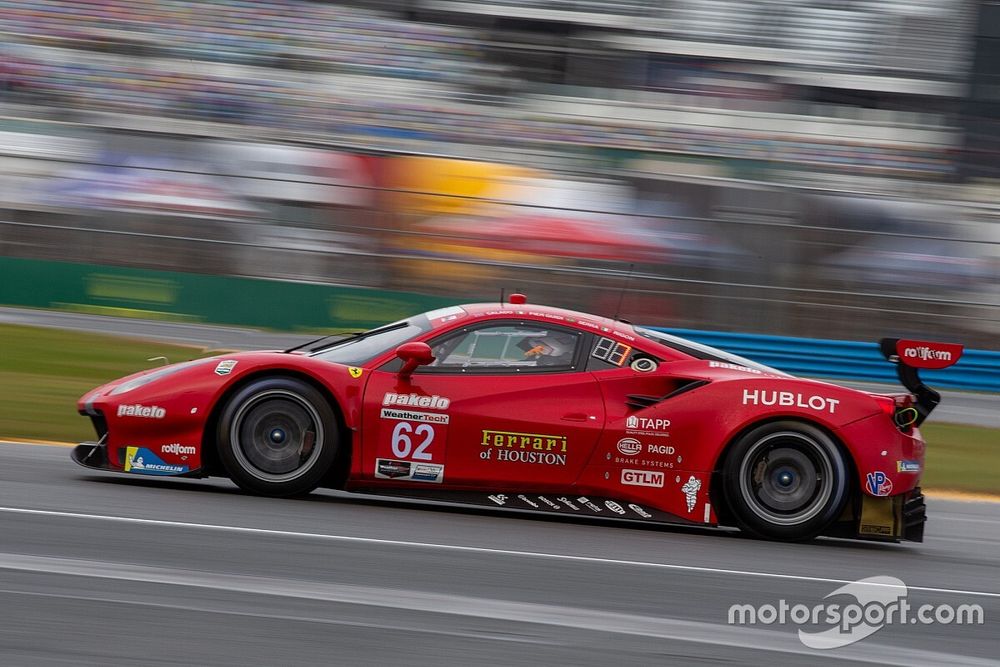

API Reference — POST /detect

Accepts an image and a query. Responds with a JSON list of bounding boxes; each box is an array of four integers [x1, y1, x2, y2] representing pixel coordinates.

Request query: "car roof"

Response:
[[441, 302, 642, 342]]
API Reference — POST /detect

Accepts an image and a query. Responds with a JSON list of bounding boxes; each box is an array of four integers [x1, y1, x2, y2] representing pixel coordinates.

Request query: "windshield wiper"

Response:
[[284, 332, 364, 354]]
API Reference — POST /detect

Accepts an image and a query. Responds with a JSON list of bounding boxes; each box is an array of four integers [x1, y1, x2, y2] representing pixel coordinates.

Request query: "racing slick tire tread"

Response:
[[722, 420, 850, 542], [217, 376, 340, 497]]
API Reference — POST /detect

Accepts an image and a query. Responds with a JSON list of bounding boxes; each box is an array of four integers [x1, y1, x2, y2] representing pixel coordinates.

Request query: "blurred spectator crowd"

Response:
[[0, 0, 968, 180]]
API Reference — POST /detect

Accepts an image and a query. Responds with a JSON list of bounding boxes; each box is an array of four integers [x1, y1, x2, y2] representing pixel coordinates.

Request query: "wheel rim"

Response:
[[230, 389, 324, 483], [738, 431, 834, 526]]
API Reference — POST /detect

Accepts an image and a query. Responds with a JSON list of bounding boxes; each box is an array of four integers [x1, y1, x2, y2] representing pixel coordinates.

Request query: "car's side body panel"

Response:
[[73, 300, 943, 542]]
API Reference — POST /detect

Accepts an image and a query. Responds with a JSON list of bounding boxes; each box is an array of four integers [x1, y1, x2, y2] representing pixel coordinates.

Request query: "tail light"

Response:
[[875, 395, 918, 433]]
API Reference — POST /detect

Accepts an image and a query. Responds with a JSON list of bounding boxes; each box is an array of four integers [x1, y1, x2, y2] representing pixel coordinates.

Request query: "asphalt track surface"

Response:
[[2, 306, 998, 428], [1, 443, 998, 666]]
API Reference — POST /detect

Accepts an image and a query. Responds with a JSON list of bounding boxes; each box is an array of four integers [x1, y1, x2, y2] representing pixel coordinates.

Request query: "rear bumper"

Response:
[[856, 487, 926, 542], [902, 488, 926, 543]]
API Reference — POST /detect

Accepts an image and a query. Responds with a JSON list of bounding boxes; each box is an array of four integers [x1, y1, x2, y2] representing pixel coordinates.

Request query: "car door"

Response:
[[360, 319, 606, 491]]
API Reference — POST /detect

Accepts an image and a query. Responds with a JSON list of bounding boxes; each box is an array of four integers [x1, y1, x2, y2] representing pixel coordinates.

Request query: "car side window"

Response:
[[426, 322, 582, 373]]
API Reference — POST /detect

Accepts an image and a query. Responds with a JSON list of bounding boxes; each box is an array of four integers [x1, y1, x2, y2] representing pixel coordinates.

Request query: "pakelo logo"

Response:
[[161, 443, 195, 456], [866, 471, 893, 496], [742, 389, 840, 414], [621, 469, 665, 488], [382, 392, 450, 410], [604, 501, 626, 515], [117, 404, 166, 419], [709, 361, 762, 374], [616, 437, 642, 456]]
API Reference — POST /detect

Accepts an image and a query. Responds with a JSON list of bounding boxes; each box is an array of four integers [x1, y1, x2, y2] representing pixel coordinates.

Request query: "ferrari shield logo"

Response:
[[348, 367, 363, 379]]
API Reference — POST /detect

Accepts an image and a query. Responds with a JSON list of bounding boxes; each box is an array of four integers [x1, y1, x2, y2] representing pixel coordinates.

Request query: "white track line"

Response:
[[1, 505, 998, 599], [0, 553, 994, 667]]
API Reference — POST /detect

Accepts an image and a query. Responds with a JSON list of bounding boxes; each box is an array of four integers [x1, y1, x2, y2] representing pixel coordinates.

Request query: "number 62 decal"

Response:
[[390, 421, 435, 461]]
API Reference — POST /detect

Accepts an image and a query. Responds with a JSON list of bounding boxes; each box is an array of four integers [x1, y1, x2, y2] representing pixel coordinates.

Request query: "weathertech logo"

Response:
[[380, 408, 449, 425], [117, 404, 165, 419]]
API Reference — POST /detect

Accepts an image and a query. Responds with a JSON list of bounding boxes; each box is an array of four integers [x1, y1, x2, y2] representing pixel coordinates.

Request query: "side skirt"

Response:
[[347, 486, 704, 526]]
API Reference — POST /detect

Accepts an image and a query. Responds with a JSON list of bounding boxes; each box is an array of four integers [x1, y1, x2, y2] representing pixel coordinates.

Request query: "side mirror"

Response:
[[395, 341, 435, 379]]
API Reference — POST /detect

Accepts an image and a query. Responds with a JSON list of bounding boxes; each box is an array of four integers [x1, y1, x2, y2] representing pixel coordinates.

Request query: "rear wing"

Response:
[[879, 338, 964, 427]]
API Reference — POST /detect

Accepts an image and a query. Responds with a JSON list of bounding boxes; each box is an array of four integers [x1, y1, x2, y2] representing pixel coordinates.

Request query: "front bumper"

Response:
[[71, 441, 112, 471], [71, 440, 204, 478]]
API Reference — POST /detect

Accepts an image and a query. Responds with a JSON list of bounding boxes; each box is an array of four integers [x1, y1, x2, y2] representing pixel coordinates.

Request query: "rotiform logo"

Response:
[[903, 346, 952, 362], [161, 443, 196, 455]]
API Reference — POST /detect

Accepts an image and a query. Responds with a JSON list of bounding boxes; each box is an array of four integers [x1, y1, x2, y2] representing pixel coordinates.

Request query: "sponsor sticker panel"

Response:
[[472, 492, 695, 523], [377, 393, 451, 464], [480, 429, 568, 466], [123, 447, 188, 475], [375, 458, 444, 483]]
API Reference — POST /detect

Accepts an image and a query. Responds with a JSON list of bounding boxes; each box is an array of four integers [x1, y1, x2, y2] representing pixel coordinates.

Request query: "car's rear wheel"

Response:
[[722, 421, 849, 541], [217, 376, 339, 497]]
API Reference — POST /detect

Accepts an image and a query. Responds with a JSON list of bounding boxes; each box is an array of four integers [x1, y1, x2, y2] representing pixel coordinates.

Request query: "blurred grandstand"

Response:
[[1, 0, 998, 344]]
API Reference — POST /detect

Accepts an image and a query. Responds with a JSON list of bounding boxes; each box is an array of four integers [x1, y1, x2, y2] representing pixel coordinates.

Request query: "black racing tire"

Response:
[[217, 376, 339, 497], [722, 420, 849, 542]]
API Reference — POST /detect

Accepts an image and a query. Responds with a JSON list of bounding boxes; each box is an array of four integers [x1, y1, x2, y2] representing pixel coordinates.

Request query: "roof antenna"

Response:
[[500, 287, 505, 306], [612, 264, 635, 322]]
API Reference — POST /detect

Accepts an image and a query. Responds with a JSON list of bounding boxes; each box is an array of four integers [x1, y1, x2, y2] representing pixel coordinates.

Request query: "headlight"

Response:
[[109, 359, 210, 395]]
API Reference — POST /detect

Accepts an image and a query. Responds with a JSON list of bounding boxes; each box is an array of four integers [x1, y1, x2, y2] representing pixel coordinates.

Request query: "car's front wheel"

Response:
[[217, 376, 339, 497], [722, 420, 850, 541]]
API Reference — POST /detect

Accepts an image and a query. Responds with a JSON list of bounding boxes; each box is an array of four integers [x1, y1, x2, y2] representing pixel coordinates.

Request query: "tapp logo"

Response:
[[625, 415, 671, 430], [117, 404, 166, 419], [621, 469, 665, 488], [742, 389, 840, 414], [382, 393, 450, 410]]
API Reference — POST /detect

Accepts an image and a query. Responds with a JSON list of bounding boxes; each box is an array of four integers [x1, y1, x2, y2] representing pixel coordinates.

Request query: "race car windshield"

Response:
[[310, 316, 431, 365], [635, 327, 788, 376]]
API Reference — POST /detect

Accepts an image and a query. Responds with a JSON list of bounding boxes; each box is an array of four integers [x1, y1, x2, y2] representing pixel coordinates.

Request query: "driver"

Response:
[[518, 332, 574, 365]]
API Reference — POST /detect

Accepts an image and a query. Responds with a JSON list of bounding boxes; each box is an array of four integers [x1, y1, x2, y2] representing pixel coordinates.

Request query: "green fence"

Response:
[[0, 257, 454, 330]]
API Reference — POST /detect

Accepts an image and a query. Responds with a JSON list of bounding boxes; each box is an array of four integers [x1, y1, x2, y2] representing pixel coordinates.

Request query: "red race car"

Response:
[[72, 295, 962, 542]]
